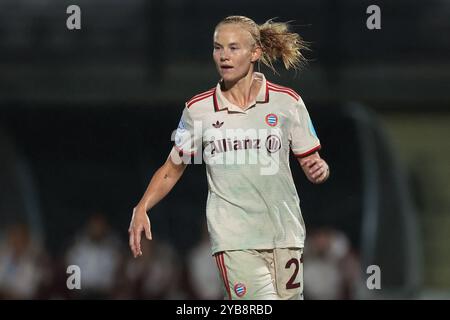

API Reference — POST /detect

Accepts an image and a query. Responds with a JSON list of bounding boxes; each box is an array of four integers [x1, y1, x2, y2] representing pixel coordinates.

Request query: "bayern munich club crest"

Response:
[[265, 113, 278, 127], [234, 283, 247, 297]]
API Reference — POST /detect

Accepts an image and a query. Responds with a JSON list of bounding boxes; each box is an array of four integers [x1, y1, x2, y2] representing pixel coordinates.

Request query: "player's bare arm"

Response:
[[298, 152, 330, 184], [128, 154, 187, 258]]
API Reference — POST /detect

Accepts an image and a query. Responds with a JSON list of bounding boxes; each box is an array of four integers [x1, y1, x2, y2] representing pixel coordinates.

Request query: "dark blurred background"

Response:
[[0, 0, 449, 299]]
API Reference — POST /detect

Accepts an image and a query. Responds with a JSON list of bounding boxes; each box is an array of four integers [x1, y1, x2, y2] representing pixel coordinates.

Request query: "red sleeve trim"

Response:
[[173, 144, 197, 156], [293, 145, 321, 158]]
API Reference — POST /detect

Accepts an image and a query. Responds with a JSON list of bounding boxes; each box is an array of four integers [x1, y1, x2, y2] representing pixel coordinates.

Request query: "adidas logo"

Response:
[[212, 120, 224, 128]]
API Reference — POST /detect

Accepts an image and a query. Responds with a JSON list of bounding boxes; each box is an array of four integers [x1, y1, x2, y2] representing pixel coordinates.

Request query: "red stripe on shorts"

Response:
[[215, 253, 232, 300]]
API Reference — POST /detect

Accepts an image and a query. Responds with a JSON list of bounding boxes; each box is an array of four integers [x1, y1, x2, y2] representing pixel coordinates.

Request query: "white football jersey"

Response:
[[171, 72, 321, 254]]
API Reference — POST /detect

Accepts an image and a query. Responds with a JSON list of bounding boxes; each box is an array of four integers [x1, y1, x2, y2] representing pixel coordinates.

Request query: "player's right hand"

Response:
[[128, 207, 152, 258]]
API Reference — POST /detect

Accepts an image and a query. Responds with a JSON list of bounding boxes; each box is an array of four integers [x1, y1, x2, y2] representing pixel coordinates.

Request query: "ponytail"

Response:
[[258, 19, 309, 72]]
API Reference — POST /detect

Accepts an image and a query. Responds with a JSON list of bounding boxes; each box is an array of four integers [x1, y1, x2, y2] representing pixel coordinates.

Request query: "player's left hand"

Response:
[[301, 157, 329, 184]]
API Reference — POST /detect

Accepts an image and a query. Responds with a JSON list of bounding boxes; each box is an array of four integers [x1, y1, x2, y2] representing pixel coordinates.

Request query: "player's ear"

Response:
[[251, 46, 262, 63]]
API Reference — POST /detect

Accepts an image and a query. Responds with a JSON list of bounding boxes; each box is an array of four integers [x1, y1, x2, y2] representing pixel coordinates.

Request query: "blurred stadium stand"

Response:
[[0, 0, 449, 106], [0, 0, 449, 299]]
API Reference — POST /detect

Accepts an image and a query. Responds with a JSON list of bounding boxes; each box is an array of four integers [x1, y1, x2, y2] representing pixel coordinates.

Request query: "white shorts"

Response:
[[214, 248, 304, 300]]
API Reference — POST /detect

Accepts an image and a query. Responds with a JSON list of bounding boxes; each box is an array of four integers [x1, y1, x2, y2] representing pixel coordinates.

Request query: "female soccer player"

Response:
[[128, 15, 330, 300]]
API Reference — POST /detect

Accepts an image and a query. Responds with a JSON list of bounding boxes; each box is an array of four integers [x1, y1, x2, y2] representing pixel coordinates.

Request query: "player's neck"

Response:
[[222, 72, 261, 109]]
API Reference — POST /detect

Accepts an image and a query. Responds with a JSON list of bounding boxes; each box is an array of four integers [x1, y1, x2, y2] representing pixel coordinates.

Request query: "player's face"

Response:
[[213, 24, 260, 84]]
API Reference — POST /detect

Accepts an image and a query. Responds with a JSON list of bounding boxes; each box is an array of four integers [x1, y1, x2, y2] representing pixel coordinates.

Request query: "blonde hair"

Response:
[[216, 16, 309, 73]]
